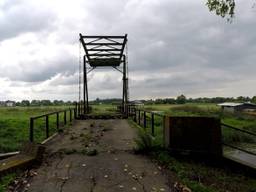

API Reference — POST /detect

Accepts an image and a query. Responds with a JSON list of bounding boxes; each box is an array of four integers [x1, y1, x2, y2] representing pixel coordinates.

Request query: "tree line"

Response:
[[142, 95, 256, 105], [15, 100, 76, 106], [4, 95, 256, 107]]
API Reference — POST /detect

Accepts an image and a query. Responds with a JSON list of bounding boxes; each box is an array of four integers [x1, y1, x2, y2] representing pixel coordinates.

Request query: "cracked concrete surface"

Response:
[[25, 119, 172, 192]]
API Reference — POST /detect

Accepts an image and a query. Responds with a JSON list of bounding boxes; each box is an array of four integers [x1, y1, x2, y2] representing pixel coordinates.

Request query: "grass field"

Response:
[[0, 103, 256, 192], [1, 103, 255, 153], [0, 106, 72, 153], [90, 104, 118, 115]]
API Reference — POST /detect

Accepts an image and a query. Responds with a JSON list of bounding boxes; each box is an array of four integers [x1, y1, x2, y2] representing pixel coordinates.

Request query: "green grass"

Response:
[[0, 173, 16, 192], [0, 106, 72, 153], [90, 104, 118, 115]]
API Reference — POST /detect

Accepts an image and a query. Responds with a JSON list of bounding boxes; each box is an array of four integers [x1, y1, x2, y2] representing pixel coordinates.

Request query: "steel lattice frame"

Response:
[[79, 34, 128, 113]]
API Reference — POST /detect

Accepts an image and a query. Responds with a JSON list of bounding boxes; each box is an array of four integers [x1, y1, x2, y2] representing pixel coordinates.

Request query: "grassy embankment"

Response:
[[131, 103, 256, 192], [0, 106, 72, 153]]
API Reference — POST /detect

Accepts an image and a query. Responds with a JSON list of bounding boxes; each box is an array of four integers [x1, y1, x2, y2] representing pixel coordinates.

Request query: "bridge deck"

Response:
[[23, 119, 172, 192]]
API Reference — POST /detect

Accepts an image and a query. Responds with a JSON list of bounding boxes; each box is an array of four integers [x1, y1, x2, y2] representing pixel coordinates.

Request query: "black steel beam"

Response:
[[82, 35, 125, 39], [88, 54, 121, 57], [86, 43, 123, 46], [119, 34, 128, 60], [79, 33, 91, 61], [85, 60, 125, 63], [87, 49, 122, 51]]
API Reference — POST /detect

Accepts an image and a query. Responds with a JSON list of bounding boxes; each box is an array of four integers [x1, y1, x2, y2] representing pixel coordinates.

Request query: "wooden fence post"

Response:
[[30, 118, 34, 142], [70, 109, 72, 122], [46, 115, 49, 138]]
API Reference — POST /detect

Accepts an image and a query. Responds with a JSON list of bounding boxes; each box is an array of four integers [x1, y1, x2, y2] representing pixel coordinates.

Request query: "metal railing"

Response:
[[221, 123, 256, 156], [119, 105, 165, 137], [29, 108, 76, 142]]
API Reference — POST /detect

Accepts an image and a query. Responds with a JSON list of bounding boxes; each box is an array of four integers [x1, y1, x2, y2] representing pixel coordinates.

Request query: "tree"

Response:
[[40, 100, 52, 106], [31, 100, 40, 106], [21, 100, 30, 106], [206, 0, 235, 20], [176, 94, 186, 104], [252, 96, 256, 104]]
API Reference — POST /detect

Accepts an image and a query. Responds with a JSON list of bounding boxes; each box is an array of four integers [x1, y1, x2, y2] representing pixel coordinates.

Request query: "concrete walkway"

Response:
[[24, 119, 172, 192]]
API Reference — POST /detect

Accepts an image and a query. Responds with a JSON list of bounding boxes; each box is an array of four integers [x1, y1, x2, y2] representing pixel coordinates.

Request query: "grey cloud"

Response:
[[1, 51, 76, 82], [1, 0, 256, 101], [0, 0, 57, 41]]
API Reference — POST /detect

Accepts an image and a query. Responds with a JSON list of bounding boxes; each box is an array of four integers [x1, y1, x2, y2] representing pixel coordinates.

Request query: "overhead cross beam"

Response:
[[79, 34, 127, 67]]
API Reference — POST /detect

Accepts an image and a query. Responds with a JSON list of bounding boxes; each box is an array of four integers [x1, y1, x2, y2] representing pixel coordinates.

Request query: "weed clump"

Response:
[[134, 128, 154, 153]]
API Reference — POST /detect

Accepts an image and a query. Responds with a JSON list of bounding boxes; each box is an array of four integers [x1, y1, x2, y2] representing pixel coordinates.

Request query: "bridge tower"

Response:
[[79, 34, 128, 114]]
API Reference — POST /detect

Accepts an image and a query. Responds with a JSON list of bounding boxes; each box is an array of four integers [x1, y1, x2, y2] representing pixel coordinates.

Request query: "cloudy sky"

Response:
[[0, 0, 255, 101]]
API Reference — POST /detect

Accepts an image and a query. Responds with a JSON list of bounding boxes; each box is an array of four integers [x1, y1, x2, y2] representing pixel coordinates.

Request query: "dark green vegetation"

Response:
[[206, 0, 235, 19], [0, 106, 71, 153], [0, 173, 16, 192]]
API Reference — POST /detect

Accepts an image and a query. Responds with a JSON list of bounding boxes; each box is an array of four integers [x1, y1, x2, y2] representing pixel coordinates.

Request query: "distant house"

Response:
[[5, 100, 16, 107], [217, 102, 256, 113]]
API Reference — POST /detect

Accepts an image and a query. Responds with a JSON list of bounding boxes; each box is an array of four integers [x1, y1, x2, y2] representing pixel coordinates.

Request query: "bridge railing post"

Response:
[[30, 117, 34, 142], [74, 105, 77, 119], [56, 112, 59, 131], [143, 111, 146, 129], [138, 110, 141, 125], [134, 108, 136, 122], [151, 113, 155, 136], [70, 109, 72, 122], [64, 111, 67, 125], [46, 115, 49, 138]]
